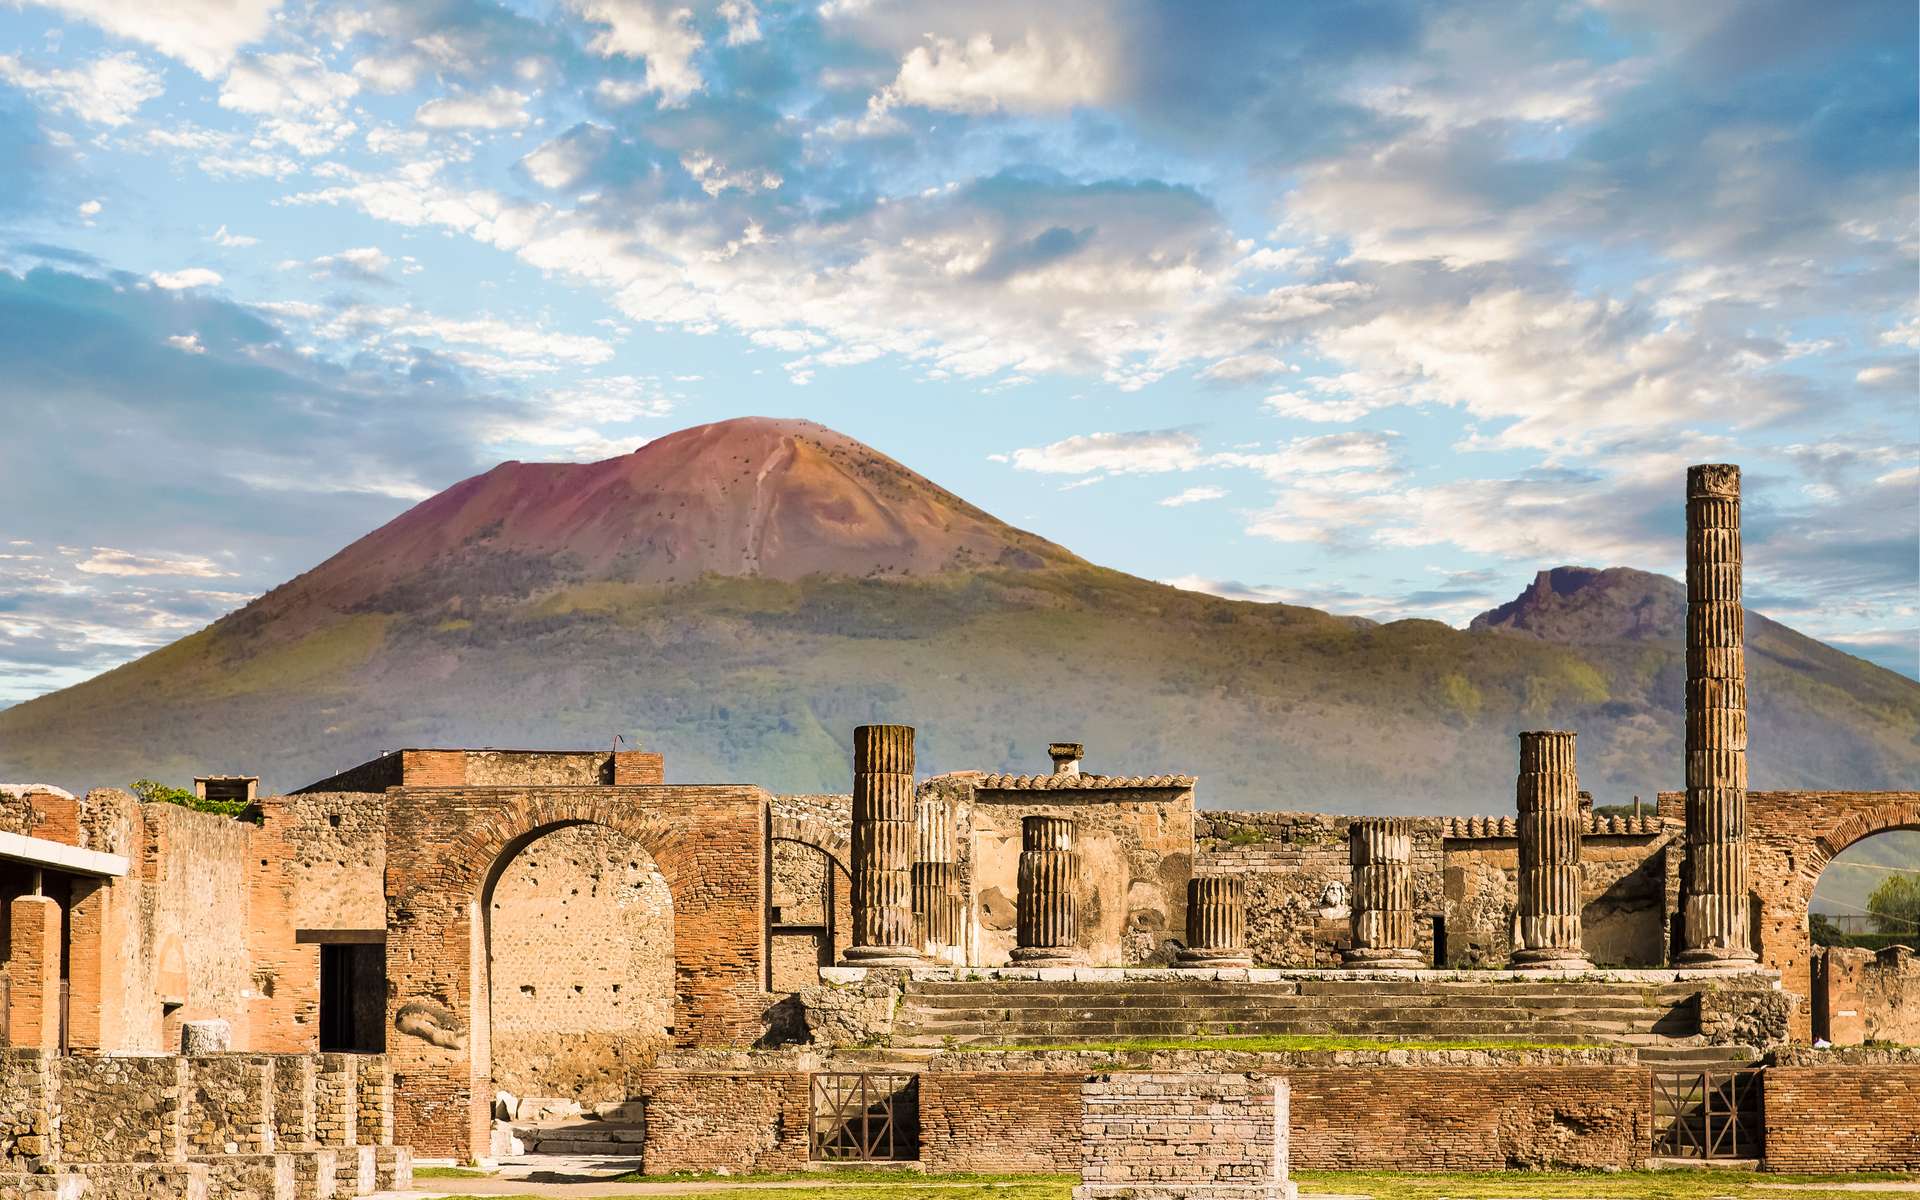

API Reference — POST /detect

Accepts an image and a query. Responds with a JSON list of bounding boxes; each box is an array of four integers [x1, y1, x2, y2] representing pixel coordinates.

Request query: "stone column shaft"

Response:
[[1511, 730, 1592, 970], [1177, 875, 1251, 968], [1679, 463, 1757, 967], [844, 724, 921, 964], [1343, 818, 1424, 969], [1011, 815, 1081, 965], [912, 793, 963, 954]]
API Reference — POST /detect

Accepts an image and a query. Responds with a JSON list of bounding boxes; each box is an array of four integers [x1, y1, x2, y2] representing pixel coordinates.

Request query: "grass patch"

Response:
[[1293, 1170, 1920, 1199], [950, 1035, 1601, 1053], [605, 1170, 1075, 1185], [412, 1164, 493, 1178], [429, 1186, 1067, 1200]]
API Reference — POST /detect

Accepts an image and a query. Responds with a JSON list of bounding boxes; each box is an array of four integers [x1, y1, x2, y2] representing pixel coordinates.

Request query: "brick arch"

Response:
[[770, 811, 851, 878], [1812, 801, 1920, 877], [384, 785, 769, 1160]]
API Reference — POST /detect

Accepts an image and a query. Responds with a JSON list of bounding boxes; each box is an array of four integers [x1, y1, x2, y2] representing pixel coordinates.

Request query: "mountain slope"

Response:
[[2, 419, 1915, 810]]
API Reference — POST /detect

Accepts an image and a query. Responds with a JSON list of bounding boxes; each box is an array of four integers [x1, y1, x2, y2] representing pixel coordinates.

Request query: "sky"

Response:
[[0, 0, 1915, 706]]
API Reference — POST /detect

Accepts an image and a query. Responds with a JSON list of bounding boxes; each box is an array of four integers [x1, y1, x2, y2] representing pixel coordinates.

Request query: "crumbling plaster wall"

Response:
[[1817, 946, 1920, 1046]]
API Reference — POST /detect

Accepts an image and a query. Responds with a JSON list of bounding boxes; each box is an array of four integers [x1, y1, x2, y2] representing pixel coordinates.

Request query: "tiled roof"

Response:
[[1442, 813, 1665, 838], [973, 772, 1196, 791]]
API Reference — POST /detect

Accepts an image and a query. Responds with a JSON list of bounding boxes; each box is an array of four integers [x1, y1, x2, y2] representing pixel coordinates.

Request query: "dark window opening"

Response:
[[319, 943, 387, 1053]]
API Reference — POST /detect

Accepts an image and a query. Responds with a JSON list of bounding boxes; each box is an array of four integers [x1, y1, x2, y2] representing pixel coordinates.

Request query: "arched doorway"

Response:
[[1806, 825, 1919, 1044], [770, 838, 852, 990], [485, 824, 675, 1106]]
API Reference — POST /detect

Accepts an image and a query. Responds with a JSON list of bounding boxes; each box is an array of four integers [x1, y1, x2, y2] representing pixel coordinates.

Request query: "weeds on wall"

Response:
[[129, 779, 260, 822]]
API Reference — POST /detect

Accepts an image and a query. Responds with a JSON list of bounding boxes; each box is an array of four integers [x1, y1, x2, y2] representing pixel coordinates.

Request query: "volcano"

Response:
[[2, 417, 1915, 809]]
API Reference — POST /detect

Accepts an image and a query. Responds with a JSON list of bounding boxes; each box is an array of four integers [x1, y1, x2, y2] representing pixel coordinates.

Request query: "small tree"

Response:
[[1866, 873, 1920, 937]]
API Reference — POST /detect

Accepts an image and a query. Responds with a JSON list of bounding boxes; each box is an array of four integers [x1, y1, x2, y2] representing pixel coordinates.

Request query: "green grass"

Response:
[[413, 1165, 493, 1179], [1292, 1169, 1920, 1199], [429, 1186, 1064, 1200], [950, 1034, 1602, 1054], [604, 1170, 1075, 1185]]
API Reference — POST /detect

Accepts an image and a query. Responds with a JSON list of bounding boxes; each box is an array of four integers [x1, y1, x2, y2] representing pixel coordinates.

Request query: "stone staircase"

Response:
[[893, 976, 1710, 1047], [502, 1101, 646, 1158]]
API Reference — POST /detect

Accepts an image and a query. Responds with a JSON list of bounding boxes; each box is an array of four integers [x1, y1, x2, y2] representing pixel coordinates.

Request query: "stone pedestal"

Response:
[[1177, 875, 1252, 969], [844, 724, 922, 965], [1343, 818, 1424, 969], [1510, 731, 1592, 971], [1677, 464, 1758, 968], [1011, 815, 1082, 966], [180, 1019, 233, 1055], [1075, 1073, 1297, 1200]]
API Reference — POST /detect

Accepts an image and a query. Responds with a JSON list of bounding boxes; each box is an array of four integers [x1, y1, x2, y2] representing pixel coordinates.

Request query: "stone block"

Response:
[[373, 1146, 412, 1191], [180, 1021, 232, 1056], [62, 1162, 209, 1200], [193, 1152, 293, 1200]]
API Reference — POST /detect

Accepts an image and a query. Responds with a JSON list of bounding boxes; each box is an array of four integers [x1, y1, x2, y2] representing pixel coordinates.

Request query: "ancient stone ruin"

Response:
[[0, 462, 1912, 1191]]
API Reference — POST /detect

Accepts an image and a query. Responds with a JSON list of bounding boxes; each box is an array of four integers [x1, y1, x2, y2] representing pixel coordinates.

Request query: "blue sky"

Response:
[[0, 0, 1915, 705]]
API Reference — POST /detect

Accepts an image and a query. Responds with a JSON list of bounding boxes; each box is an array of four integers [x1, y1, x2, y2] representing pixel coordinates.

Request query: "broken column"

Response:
[[1343, 818, 1424, 969], [1678, 463, 1759, 968], [1011, 814, 1082, 965], [912, 792, 963, 958], [1176, 875, 1252, 968], [1510, 730, 1592, 970], [844, 723, 921, 965]]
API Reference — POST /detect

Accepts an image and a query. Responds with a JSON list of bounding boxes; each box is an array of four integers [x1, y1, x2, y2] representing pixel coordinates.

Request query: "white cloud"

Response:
[[209, 224, 258, 248], [218, 52, 358, 117], [286, 246, 393, 284], [0, 51, 163, 126], [20, 0, 279, 77], [572, 0, 704, 104], [165, 333, 206, 354], [77, 198, 101, 218], [149, 268, 222, 289], [351, 52, 426, 93], [74, 547, 234, 578], [297, 302, 614, 373], [1010, 430, 1205, 476], [415, 86, 531, 130], [719, 0, 760, 46], [1160, 486, 1226, 507], [521, 130, 602, 189], [872, 32, 1109, 119], [1198, 353, 1290, 385]]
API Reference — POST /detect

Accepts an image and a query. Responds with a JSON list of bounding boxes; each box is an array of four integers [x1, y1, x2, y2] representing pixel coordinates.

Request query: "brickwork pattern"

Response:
[[382, 784, 768, 1158], [631, 1071, 809, 1174], [919, 1073, 1081, 1173], [1817, 946, 1920, 1045], [1764, 1067, 1920, 1171], [1077, 1072, 1287, 1195]]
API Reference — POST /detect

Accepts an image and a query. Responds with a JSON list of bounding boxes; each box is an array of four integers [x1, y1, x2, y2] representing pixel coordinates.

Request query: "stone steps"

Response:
[[508, 1121, 646, 1157]]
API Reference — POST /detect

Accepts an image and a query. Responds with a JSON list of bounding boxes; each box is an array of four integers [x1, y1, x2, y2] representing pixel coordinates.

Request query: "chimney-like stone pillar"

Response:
[[844, 724, 922, 965], [912, 791, 963, 956], [1011, 814, 1082, 965], [1049, 742, 1084, 777], [1510, 731, 1592, 970], [1678, 463, 1758, 968], [1343, 818, 1425, 969], [1176, 875, 1252, 968]]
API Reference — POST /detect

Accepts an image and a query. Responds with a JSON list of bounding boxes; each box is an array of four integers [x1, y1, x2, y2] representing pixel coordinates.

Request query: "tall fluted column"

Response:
[[1678, 463, 1758, 968], [912, 791, 963, 957], [844, 724, 922, 965], [1176, 875, 1252, 968], [1011, 815, 1082, 965], [1510, 731, 1592, 970], [1343, 818, 1424, 969]]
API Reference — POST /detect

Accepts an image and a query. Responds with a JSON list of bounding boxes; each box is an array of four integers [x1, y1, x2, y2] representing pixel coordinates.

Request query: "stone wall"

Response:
[[919, 1072, 1080, 1173], [488, 823, 674, 1103], [1764, 1066, 1920, 1171], [963, 781, 1195, 966], [185, 1055, 273, 1156], [55, 1055, 189, 1163], [296, 749, 663, 792], [1077, 1072, 1284, 1194], [1815, 945, 1920, 1046], [0, 1052, 52, 1170], [631, 1071, 810, 1173]]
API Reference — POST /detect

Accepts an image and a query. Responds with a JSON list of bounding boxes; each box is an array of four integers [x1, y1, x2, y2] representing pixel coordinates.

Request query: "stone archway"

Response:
[[384, 785, 769, 1159], [1747, 793, 1920, 1041]]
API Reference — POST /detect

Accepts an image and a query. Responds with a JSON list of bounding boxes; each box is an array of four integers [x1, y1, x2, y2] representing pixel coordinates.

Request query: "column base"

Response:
[[1673, 946, 1760, 970], [1508, 948, 1594, 971], [1340, 948, 1425, 970], [1174, 947, 1253, 969], [1009, 945, 1083, 966], [841, 945, 923, 967]]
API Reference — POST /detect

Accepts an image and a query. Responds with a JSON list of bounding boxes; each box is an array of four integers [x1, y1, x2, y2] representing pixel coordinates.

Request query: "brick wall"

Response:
[[1816, 946, 1920, 1045], [489, 824, 673, 1103], [125, 802, 256, 1052], [1765, 1066, 1920, 1171], [1077, 1073, 1283, 1191], [631, 1071, 809, 1173], [383, 784, 769, 1159], [919, 1073, 1080, 1172]]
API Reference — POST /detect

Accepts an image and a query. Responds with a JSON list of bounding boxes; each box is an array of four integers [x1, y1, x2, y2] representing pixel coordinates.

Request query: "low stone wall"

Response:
[[0, 1052, 53, 1170], [920, 1073, 1080, 1173], [1764, 1066, 1920, 1171], [630, 1072, 810, 1174], [269, 1055, 317, 1148], [186, 1056, 273, 1156], [56, 1055, 189, 1163], [1816, 946, 1920, 1045], [1076, 1073, 1290, 1198]]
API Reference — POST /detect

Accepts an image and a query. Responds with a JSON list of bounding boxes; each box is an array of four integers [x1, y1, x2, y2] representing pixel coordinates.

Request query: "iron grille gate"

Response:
[[809, 1072, 918, 1162], [1651, 1069, 1764, 1160]]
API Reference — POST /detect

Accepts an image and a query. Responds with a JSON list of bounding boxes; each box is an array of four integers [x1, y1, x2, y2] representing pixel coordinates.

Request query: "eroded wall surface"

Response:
[[1817, 946, 1920, 1045]]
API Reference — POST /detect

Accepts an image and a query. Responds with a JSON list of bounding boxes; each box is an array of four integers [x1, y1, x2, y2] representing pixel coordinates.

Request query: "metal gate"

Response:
[[1651, 1069, 1764, 1160], [808, 1072, 917, 1162]]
